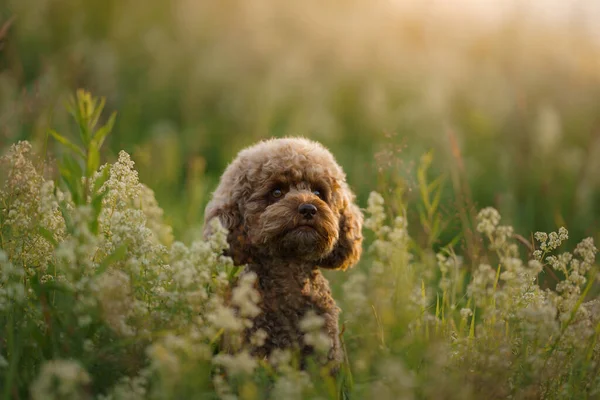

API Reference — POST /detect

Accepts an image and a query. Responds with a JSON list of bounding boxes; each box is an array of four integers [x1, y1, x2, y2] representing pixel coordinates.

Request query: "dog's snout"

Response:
[[298, 203, 317, 219]]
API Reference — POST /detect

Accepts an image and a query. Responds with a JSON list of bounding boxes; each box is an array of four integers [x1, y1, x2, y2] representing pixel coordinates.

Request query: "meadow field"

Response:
[[1, 1, 600, 398]]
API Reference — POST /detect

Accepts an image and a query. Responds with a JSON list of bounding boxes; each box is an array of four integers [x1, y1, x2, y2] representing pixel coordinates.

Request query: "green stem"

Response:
[[3, 311, 20, 400]]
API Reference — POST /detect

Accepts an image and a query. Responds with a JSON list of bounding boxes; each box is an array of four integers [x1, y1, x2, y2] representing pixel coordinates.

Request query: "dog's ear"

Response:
[[318, 189, 363, 271], [204, 200, 253, 266]]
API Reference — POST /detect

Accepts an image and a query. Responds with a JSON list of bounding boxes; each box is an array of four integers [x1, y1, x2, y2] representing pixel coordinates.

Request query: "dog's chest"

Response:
[[243, 263, 335, 318], [260, 269, 325, 309], [242, 263, 340, 361]]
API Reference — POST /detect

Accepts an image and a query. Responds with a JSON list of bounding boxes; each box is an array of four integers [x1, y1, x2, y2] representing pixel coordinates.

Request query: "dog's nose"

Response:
[[298, 203, 317, 219]]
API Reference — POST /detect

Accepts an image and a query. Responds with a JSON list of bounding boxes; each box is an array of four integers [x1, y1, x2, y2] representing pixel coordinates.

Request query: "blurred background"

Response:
[[1, 0, 600, 245]]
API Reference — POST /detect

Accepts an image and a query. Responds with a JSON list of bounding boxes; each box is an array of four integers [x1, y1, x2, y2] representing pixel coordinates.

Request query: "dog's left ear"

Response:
[[318, 188, 363, 271], [204, 199, 253, 266]]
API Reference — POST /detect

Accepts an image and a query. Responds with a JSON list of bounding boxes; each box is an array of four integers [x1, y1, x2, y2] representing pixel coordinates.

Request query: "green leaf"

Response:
[[469, 307, 476, 339], [60, 172, 82, 205], [75, 90, 92, 146], [96, 245, 128, 276], [87, 146, 100, 179], [93, 166, 110, 195], [38, 226, 58, 247], [59, 155, 84, 205], [59, 200, 74, 233], [89, 97, 106, 131], [62, 154, 83, 178], [65, 94, 77, 120], [48, 129, 85, 158], [35, 280, 74, 294], [89, 189, 108, 235], [92, 111, 117, 150]]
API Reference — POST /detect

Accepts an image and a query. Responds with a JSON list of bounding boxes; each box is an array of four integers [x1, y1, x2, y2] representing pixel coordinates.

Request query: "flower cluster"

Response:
[[0, 142, 66, 274], [357, 195, 600, 398], [30, 360, 91, 400]]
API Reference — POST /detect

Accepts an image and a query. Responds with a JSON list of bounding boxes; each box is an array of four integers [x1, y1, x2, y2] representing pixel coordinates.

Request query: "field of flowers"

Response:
[[2, 1, 600, 399], [0, 91, 598, 399]]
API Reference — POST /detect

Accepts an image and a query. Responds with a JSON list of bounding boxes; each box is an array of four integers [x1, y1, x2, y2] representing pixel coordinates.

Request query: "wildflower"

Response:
[[534, 232, 548, 244], [0, 254, 26, 312], [208, 302, 244, 331], [372, 359, 415, 400], [272, 370, 313, 400], [98, 151, 142, 208], [98, 372, 149, 400], [342, 272, 368, 317], [206, 217, 231, 255], [0, 142, 65, 272], [364, 192, 386, 232], [136, 183, 174, 245], [231, 272, 261, 318], [30, 359, 91, 400], [250, 329, 268, 347], [389, 215, 409, 244], [467, 264, 496, 306], [213, 351, 257, 376], [548, 232, 560, 249], [536, 228, 569, 252], [476, 207, 501, 236], [527, 260, 543, 275], [558, 227, 569, 241], [213, 375, 237, 400], [574, 237, 597, 267], [147, 342, 181, 377], [269, 349, 293, 368], [299, 310, 325, 332], [94, 270, 135, 336], [300, 311, 331, 353], [460, 308, 473, 319]]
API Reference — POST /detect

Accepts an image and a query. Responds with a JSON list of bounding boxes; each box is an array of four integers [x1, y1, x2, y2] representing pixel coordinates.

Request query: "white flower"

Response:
[[303, 331, 332, 353], [269, 349, 292, 368], [213, 351, 257, 376], [94, 270, 135, 336], [0, 141, 65, 273], [272, 370, 313, 400], [364, 192, 386, 232], [299, 311, 325, 332], [98, 372, 149, 400], [343, 273, 368, 318], [30, 359, 91, 400], [0, 251, 26, 311], [231, 272, 261, 318], [208, 302, 244, 331], [299, 311, 330, 353], [574, 237, 597, 266], [250, 329, 268, 347], [476, 207, 501, 236], [558, 227, 569, 241], [534, 232, 548, 243]]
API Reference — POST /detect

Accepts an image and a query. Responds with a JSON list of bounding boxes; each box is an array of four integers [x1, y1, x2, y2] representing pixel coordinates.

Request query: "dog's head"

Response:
[[204, 138, 363, 270]]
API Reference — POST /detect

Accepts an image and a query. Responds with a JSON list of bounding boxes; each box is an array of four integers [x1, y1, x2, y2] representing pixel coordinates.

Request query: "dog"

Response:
[[204, 137, 363, 369]]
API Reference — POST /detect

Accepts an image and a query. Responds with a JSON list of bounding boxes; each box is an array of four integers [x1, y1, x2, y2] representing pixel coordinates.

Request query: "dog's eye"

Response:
[[312, 189, 324, 199], [271, 188, 283, 198]]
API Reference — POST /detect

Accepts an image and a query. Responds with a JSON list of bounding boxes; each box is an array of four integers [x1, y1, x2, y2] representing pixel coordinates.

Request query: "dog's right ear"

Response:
[[318, 186, 363, 271], [204, 200, 253, 266]]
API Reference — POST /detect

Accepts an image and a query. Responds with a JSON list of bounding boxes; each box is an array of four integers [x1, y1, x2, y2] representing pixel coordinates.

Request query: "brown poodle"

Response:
[[204, 137, 363, 368]]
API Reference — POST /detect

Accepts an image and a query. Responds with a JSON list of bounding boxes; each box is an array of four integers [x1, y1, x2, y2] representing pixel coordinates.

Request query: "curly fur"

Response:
[[204, 137, 363, 368]]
